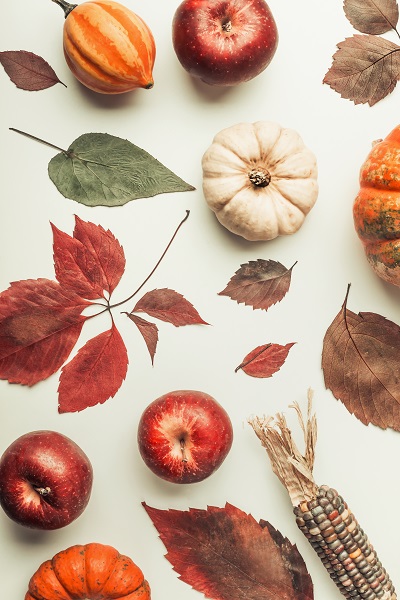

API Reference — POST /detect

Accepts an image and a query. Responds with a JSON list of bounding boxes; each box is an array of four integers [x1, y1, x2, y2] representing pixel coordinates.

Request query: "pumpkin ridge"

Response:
[[95, 2, 155, 76], [67, 13, 144, 80]]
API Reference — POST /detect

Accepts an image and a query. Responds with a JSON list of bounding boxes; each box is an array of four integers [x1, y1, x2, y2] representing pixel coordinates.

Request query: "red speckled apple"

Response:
[[0, 430, 93, 530], [172, 0, 279, 86], [137, 390, 233, 483]]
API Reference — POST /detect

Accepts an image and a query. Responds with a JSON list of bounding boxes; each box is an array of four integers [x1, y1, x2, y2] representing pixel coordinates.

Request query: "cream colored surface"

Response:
[[1, 1, 400, 598]]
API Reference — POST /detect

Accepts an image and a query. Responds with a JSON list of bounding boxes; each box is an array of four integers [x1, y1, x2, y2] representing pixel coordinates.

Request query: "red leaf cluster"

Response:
[[0, 215, 206, 412]]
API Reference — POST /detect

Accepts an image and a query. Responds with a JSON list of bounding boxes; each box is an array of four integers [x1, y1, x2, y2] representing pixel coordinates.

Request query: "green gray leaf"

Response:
[[48, 132, 195, 207]]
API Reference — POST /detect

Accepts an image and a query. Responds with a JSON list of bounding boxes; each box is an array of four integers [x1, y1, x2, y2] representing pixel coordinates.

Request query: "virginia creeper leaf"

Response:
[[131, 288, 209, 326], [322, 285, 400, 430], [126, 313, 158, 364], [0, 50, 66, 90], [143, 502, 313, 600], [235, 342, 296, 378], [47, 132, 195, 207], [219, 259, 296, 311], [52, 216, 125, 299], [323, 34, 400, 106], [0, 279, 89, 385], [58, 323, 128, 413], [343, 0, 399, 34]]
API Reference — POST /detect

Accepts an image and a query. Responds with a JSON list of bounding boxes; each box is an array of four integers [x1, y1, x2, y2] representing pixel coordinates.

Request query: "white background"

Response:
[[1, 0, 400, 598]]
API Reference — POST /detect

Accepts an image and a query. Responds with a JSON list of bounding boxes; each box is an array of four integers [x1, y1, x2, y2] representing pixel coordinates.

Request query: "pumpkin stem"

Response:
[[51, 0, 78, 18], [248, 167, 271, 188]]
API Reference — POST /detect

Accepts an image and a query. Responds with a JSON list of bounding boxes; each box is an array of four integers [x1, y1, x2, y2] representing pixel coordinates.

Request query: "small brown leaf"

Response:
[[132, 288, 209, 326], [236, 342, 296, 378], [322, 285, 400, 430], [219, 259, 296, 311], [0, 50, 66, 90], [143, 502, 313, 600], [343, 0, 399, 34], [323, 34, 400, 106], [126, 313, 158, 364]]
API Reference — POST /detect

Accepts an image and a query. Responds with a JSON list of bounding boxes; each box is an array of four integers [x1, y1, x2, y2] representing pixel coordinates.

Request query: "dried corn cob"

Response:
[[249, 391, 396, 600]]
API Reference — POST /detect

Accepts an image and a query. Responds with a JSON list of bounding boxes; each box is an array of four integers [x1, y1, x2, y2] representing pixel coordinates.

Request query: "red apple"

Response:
[[0, 430, 93, 530], [172, 0, 279, 86], [137, 390, 233, 483]]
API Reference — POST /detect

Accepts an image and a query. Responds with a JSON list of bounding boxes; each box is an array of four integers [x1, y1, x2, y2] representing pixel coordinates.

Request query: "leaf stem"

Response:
[[110, 210, 190, 311], [9, 128, 68, 154]]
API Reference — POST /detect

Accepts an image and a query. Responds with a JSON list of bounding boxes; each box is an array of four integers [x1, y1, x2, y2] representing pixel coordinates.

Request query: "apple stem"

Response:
[[180, 439, 188, 463], [34, 486, 51, 496], [221, 18, 233, 32]]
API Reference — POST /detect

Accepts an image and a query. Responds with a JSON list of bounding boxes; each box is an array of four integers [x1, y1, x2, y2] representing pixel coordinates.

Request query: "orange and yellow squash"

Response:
[[25, 542, 151, 600], [53, 0, 155, 93], [353, 125, 400, 286]]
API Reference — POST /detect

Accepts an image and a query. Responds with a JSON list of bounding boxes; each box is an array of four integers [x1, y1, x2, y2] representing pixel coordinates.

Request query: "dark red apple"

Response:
[[137, 390, 233, 483], [172, 0, 279, 86], [0, 430, 93, 530]]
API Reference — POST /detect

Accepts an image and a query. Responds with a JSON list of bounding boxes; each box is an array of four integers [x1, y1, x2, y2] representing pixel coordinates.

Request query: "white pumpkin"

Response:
[[201, 121, 318, 241]]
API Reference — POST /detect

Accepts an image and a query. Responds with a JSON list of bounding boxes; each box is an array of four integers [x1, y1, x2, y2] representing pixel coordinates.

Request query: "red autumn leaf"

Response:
[[323, 34, 400, 106], [235, 342, 296, 378], [343, 0, 399, 34], [58, 322, 128, 413], [131, 288, 209, 326], [0, 279, 89, 385], [126, 313, 158, 364], [143, 502, 313, 600], [0, 50, 66, 90], [218, 259, 296, 311], [52, 216, 125, 299], [322, 285, 400, 430]]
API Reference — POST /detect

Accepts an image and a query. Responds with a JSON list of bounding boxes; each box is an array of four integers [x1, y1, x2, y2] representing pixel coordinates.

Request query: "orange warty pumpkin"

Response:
[[55, 0, 155, 94], [24, 543, 151, 600], [353, 124, 400, 286]]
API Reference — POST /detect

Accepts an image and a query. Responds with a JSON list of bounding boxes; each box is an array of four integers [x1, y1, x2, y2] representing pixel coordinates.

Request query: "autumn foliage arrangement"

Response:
[[0, 211, 208, 413], [324, 0, 400, 105]]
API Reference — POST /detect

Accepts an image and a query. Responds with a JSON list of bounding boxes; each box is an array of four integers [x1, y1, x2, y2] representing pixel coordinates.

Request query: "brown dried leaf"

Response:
[[322, 285, 400, 430], [126, 313, 158, 364], [218, 259, 296, 311], [323, 34, 400, 106], [0, 50, 66, 90], [143, 502, 313, 600], [343, 0, 399, 34], [235, 343, 296, 378]]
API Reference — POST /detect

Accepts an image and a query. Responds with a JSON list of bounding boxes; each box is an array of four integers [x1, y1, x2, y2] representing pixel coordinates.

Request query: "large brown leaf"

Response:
[[218, 260, 296, 311], [322, 286, 400, 430], [143, 502, 313, 600], [343, 0, 399, 34], [323, 34, 400, 106]]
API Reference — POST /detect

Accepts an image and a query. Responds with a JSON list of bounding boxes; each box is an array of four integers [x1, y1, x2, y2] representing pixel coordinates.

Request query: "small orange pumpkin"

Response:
[[353, 125, 400, 286], [25, 543, 151, 600], [54, 0, 155, 93]]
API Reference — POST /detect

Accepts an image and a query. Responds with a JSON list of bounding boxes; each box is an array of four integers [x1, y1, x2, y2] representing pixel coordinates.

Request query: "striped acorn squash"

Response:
[[353, 125, 400, 286], [55, 0, 155, 94]]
